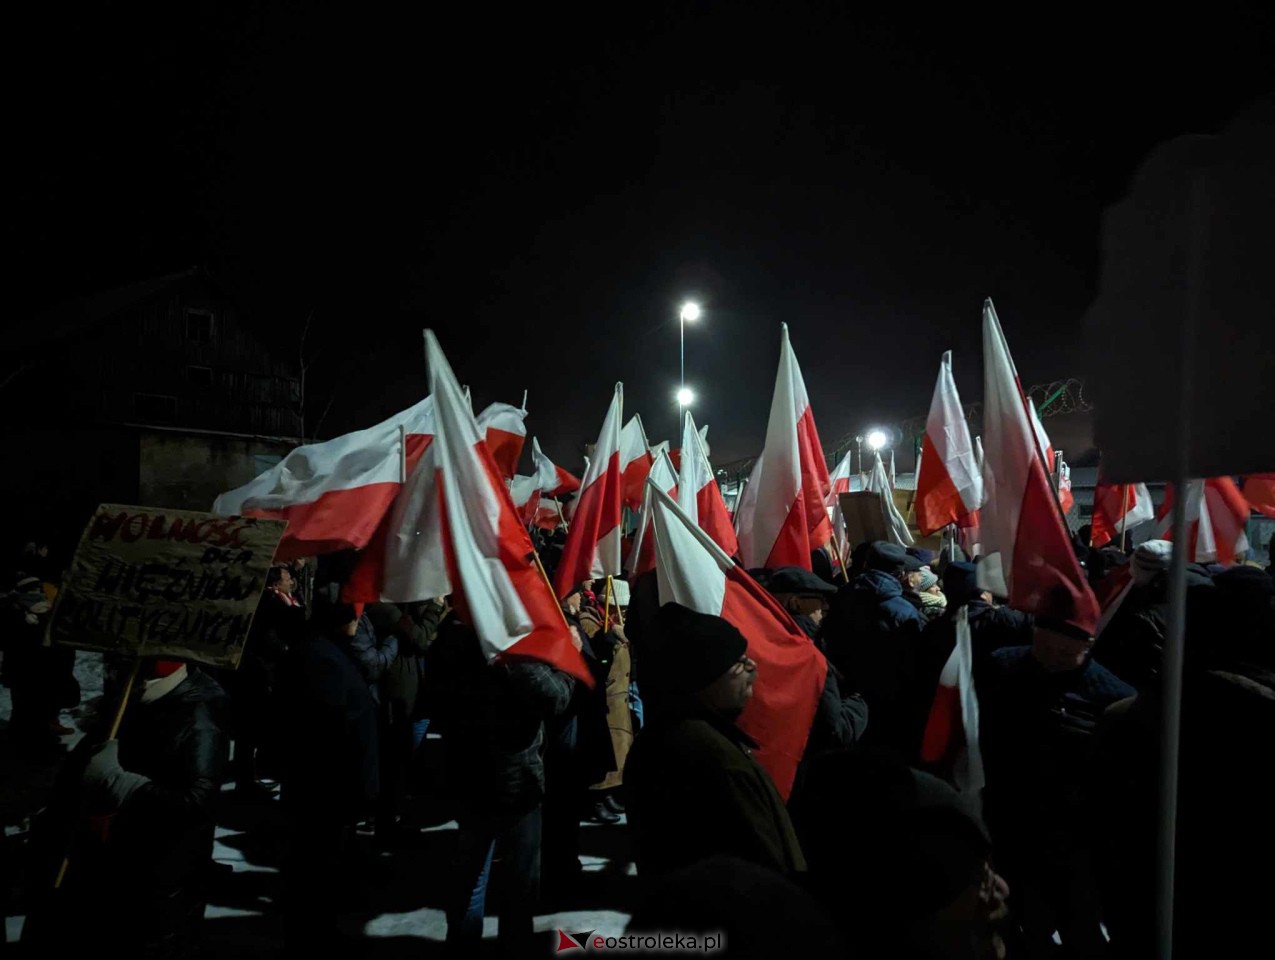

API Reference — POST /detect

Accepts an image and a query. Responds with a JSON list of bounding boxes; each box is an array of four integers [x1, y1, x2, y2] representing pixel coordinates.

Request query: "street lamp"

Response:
[[867, 429, 887, 452], [676, 386, 695, 408], [679, 301, 700, 396]]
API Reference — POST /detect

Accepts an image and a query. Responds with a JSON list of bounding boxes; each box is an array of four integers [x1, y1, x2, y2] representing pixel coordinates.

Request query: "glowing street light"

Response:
[[676, 386, 695, 407], [680, 301, 701, 323], [867, 429, 888, 452]]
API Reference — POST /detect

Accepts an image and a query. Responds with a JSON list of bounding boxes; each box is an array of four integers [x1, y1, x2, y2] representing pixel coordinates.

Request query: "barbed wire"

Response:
[[715, 377, 1091, 481]]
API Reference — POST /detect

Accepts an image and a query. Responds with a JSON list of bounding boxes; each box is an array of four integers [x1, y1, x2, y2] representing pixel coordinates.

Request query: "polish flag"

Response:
[[532, 437, 581, 499], [534, 497, 566, 531], [620, 415, 655, 512], [475, 402, 527, 481], [344, 332, 590, 685], [1090, 478, 1155, 548], [1152, 477, 1251, 565], [554, 384, 625, 597], [915, 351, 984, 536], [677, 409, 738, 557], [648, 483, 827, 800], [919, 607, 984, 794], [868, 452, 915, 546], [1026, 398, 1076, 514], [1241, 474, 1275, 518], [977, 299, 1098, 633], [826, 450, 856, 564], [736, 324, 832, 570], [958, 438, 985, 559], [510, 475, 540, 526], [213, 397, 435, 561], [626, 450, 679, 576]]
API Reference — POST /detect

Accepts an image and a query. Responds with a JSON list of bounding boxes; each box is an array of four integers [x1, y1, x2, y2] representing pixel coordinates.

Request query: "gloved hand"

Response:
[[82, 739, 151, 810]]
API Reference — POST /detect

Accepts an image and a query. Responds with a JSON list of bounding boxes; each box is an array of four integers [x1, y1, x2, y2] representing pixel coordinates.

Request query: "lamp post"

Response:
[[679, 301, 700, 399]]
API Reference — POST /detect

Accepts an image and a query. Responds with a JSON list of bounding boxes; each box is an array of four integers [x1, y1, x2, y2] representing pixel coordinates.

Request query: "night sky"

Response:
[[12, 3, 1273, 465]]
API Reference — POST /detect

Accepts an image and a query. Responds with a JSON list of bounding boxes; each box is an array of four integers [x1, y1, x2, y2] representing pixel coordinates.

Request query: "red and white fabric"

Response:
[[867, 452, 914, 546], [620, 415, 654, 513], [344, 332, 591, 684], [554, 384, 625, 597], [534, 498, 566, 531], [1241, 474, 1275, 518], [213, 396, 435, 561], [532, 437, 581, 499], [919, 607, 984, 794], [1090, 479, 1155, 548], [957, 437, 985, 558], [677, 409, 738, 557], [475, 402, 527, 481], [626, 450, 678, 576], [977, 299, 1099, 633], [825, 450, 857, 563], [914, 350, 984, 536], [648, 483, 826, 800], [1152, 477, 1251, 565], [735, 324, 832, 570], [510, 475, 540, 526]]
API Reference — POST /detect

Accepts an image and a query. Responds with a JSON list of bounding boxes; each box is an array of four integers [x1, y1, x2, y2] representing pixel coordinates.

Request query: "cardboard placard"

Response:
[[48, 504, 287, 669], [838, 491, 891, 549]]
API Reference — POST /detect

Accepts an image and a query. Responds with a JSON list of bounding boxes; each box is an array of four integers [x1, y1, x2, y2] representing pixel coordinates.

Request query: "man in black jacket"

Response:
[[25, 660, 229, 957], [422, 614, 576, 955]]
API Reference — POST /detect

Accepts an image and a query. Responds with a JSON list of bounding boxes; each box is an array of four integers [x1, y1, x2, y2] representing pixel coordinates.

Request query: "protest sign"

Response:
[[838, 491, 891, 548], [48, 504, 287, 669]]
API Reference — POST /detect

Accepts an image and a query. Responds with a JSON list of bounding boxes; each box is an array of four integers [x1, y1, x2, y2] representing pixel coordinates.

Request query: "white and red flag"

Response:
[[626, 450, 679, 577], [867, 451, 915, 547], [475, 401, 527, 481], [554, 384, 625, 597], [531, 437, 581, 499], [677, 409, 738, 557], [1152, 477, 1251, 565], [919, 607, 984, 794], [825, 450, 857, 564], [735, 324, 832, 570], [534, 498, 566, 531], [648, 482, 826, 800], [213, 396, 435, 561], [343, 332, 591, 684], [915, 351, 984, 536], [620, 415, 655, 512], [977, 299, 1099, 633], [1090, 478, 1155, 548], [1241, 474, 1275, 518]]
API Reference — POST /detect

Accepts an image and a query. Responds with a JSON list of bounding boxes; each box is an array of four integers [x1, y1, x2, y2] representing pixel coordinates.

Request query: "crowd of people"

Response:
[[3, 525, 1272, 958]]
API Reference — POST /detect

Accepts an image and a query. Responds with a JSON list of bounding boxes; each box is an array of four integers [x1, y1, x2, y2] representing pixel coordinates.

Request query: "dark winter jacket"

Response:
[[422, 616, 575, 818], [282, 626, 380, 817], [978, 646, 1134, 858], [25, 667, 230, 956], [824, 570, 924, 753], [344, 612, 398, 704], [807, 664, 869, 754], [625, 706, 806, 877], [371, 600, 444, 717]]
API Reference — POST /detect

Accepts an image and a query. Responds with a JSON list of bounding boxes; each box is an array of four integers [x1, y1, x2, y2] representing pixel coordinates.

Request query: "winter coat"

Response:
[[978, 646, 1134, 860], [591, 630, 635, 790], [563, 614, 621, 787], [26, 668, 230, 957], [823, 570, 924, 753], [281, 627, 380, 818], [344, 612, 398, 704], [371, 600, 444, 717], [625, 706, 807, 877], [422, 616, 575, 819], [1092, 660, 1275, 957]]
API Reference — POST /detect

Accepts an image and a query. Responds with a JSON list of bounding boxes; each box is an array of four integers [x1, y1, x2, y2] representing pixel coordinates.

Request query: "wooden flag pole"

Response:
[[531, 550, 575, 636], [603, 575, 613, 634], [1118, 484, 1131, 552], [836, 541, 851, 583], [53, 657, 143, 890]]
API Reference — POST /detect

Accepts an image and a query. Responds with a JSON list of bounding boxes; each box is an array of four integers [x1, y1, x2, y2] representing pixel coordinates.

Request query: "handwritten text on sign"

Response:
[[51, 505, 287, 669]]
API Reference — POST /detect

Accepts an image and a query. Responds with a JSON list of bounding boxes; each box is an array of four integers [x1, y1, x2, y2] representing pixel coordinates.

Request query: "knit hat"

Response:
[[941, 561, 981, 608], [1131, 539, 1173, 585], [642, 602, 748, 699], [916, 568, 939, 591]]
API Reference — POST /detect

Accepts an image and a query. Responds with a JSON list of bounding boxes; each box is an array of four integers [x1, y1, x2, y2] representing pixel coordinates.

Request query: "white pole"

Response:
[[399, 424, 407, 483]]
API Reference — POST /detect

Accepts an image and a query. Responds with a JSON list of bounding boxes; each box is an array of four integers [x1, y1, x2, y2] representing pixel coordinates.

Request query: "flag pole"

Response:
[[53, 657, 142, 890], [603, 575, 613, 633], [531, 550, 574, 635], [1118, 484, 1131, 552], [399, 424, 407, 483]]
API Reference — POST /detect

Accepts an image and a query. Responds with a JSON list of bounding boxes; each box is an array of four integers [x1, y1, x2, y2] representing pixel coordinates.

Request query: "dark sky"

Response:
[[12, 2, 1273, 465]]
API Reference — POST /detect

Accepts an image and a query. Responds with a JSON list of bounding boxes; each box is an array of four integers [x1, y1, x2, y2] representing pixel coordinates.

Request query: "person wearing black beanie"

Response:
[[624, 603, 806, 879]]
